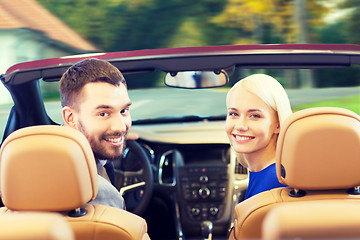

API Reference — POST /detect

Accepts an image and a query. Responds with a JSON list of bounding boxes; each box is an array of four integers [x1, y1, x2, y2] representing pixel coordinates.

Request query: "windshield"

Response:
[[0, 66, 358, 137], [129, 88, 227, 122], [39, 86, 228, 125], [39, 67, 359, 126]]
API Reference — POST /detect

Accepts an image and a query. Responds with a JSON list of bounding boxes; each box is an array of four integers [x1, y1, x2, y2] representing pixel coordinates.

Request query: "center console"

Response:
[[177, 164, 233, 237]]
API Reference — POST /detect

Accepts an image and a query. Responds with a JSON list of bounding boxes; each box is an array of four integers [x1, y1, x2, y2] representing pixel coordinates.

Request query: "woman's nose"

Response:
[[234, 117, 248, 131]]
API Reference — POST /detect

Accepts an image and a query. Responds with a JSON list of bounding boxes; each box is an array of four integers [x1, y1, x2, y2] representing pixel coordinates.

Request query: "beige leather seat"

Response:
[[0, 125, 150, 240], [229, 107, 360, 239], [262, 200, 360, 240], [0, 212, 74, 240]]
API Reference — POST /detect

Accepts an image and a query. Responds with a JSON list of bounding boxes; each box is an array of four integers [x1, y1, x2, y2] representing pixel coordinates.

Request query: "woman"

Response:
[[226, 74, 292, 200]]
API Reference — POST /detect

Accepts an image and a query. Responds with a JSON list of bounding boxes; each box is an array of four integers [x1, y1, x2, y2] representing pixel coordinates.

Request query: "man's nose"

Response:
[[111, 114, 128, 132]]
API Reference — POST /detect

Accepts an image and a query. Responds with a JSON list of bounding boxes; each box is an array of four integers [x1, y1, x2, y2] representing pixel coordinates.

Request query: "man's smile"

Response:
[[104, 136, 124, 146]]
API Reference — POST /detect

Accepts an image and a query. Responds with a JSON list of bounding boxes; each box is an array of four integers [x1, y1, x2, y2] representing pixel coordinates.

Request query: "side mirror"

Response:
[[164, 71, 228, 89]]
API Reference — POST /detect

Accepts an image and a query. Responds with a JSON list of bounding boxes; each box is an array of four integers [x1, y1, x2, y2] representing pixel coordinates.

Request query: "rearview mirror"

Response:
[[164, 71, 228, 89]]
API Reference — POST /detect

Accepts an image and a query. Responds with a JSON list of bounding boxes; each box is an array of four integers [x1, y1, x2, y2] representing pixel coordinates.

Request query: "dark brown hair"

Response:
[[59, 58, 126, 108]]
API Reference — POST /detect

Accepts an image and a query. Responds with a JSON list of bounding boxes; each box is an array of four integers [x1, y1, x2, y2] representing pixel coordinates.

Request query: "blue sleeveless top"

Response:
[[244, 163, 286, 200]]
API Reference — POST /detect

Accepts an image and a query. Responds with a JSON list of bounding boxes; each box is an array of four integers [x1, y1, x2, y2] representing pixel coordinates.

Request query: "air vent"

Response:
[[230, 148, 248, 180], [159, 150, 177, 186], [235, 163, 248, 175]]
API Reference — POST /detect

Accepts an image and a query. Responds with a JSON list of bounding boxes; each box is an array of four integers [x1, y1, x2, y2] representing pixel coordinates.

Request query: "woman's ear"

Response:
[[274, 124, 280, 134], [62, 106, 76, 128], [274, 117, 280, 134]]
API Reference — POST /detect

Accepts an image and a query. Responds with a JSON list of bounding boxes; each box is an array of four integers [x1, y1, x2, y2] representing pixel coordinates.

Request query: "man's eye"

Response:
[[99, 112, 109, 117], [121, 108, 130, 114]]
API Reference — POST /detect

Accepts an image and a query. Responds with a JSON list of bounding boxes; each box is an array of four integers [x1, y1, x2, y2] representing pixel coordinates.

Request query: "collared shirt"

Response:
[[89, 162, 126, 210]]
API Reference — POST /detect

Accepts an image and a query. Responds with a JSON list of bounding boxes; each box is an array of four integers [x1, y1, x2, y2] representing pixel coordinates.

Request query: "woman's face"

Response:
[[225, 87, 280, 156]]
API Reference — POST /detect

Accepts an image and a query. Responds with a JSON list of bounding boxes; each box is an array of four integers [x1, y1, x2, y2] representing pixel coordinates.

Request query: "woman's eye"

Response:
[[228, 112, 238, 117], [250, 114, 261, 118]]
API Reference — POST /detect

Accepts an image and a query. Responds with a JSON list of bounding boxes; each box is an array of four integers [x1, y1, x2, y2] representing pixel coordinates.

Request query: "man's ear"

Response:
[[62, 106, 76, 128]]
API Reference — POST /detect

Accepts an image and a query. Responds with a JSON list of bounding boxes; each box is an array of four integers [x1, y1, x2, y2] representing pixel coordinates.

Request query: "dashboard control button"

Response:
[[191, 207, 200, 216], [210, 207, 219, 216], [198, 187, 211, 199], [199, 175, 208, 183]]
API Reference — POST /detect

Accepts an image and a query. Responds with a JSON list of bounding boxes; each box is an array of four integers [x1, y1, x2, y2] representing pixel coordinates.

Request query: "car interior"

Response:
[[0, 125, 150, 240], [0, 212, 75, 240], [0, 44, 359, 239], [229, 107, 360, 239], [262, 200, 360, 239]]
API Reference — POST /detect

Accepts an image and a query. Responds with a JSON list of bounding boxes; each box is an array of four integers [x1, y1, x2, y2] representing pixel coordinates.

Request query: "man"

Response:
[[60, 58, 131, 209]]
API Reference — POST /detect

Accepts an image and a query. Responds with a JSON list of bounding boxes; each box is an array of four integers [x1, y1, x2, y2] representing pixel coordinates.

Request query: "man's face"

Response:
[[70, 82, 132, 161]]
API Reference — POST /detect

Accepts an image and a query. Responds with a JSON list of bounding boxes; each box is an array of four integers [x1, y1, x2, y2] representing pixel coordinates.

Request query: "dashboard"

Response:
[[125, 120, 249, 239]]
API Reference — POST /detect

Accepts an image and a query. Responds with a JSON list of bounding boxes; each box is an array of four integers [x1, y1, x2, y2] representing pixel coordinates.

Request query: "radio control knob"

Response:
[[191, 207, 200, 216], [210, 207, 219, 216], [199, 175, 208, 183], [198, 187, 211, 199]]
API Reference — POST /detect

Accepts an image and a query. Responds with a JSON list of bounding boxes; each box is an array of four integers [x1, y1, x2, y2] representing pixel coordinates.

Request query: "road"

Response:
[[285, 87, 360, 106], [129, 87, 360, 120], [0, 86, 359, 138]]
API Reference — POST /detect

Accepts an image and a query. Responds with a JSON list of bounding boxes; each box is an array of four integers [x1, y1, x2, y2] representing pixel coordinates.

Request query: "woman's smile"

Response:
[[232, 134, 255, 143]]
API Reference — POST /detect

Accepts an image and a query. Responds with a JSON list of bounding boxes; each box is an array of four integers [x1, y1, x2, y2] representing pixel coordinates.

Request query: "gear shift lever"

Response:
[[201, 221, 213, 240]]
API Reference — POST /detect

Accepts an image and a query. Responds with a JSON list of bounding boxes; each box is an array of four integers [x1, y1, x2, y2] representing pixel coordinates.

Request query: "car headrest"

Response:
[[0, 125, 98, 211], [0, 212, 75, 240], [262, 200, 360, 240], [276, 107, 360, 190]]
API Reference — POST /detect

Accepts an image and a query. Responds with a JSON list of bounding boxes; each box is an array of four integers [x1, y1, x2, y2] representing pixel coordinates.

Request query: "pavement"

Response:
[[0, 86, 359, 140]]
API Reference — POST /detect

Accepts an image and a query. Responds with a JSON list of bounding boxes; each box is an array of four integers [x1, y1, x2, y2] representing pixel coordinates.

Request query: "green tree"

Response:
[[210, 0, 329, 44], [37, 0, 358, 88], [37, 0, 110, 49], [338, 0, 360, 44], [37, 0, 229, 51]]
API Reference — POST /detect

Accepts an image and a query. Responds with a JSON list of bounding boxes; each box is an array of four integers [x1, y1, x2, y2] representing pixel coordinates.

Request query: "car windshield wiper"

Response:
[[132, 115, 226, 125]]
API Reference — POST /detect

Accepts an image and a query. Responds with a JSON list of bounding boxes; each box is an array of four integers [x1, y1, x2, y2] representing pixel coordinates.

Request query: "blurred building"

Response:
[[0, 0, 98, 103]]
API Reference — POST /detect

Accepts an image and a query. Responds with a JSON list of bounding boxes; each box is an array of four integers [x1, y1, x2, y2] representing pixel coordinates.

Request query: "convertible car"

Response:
[[0, 44, 360, 239]]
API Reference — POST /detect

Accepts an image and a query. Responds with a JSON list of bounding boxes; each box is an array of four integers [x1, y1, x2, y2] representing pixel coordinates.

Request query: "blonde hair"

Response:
[[227, 74, 292, 168], [227, 73, 292, 125]]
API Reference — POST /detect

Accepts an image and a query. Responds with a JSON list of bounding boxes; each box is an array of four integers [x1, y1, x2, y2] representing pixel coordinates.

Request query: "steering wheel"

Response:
[[113, 140, 154, 216]]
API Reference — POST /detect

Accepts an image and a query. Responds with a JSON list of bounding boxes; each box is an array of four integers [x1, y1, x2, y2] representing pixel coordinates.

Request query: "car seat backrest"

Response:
[[262, 200, 360, 240], [0, 212, 75, 240], [0, 125, 150, 240], [276, 107, 360, 191], [0, 125, 98, 211], [229, 107, 360, 239]]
